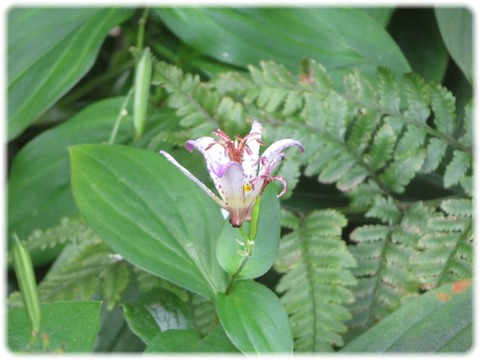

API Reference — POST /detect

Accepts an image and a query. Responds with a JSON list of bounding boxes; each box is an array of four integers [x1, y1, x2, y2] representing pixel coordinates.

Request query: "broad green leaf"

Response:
[[341, 280, 472, 352], [8, 301, 102, 352], [70, 144, 228, 298], [216, 280, 293, 353], [216, 185, 280, 279], [123, 288, 192, 345], [435, 8, 472, 82], [7, 8, 134, 140], [156, 8, 410, 81], [145, 326, 238, 352], [7, 98, 130, 258]]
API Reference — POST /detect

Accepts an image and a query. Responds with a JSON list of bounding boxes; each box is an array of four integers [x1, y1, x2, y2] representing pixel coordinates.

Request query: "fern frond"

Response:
[[22, 216, 98, 252], [30, 242, 130, 309], [274, 210, 357, 352], [444, 150, 472, 189], [411, 198, 473, 290], [153, 61, 246, 138], [347, 200, 437, 333], [280, 209, 302, 230], [188, 293, 216, 336], [100, 262, 130, 310]]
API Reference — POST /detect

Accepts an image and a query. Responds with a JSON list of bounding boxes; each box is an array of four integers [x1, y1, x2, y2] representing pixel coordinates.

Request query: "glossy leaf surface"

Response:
[[123, 288, 192, 345], [156, 8, 410, 80], [70, 144, 228, 298], [216, 280, 293, 353]]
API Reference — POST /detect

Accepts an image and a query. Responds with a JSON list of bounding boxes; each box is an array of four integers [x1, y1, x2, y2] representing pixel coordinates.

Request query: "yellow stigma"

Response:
[[243, 184, 253, 192]]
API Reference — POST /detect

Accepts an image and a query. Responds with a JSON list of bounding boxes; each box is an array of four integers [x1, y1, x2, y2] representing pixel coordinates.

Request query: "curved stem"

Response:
[[225, 224, 253, 295], [108, 88, 134, 144]]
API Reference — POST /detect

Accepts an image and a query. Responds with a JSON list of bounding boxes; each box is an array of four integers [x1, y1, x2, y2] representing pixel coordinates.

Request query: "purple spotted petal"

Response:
[[215, 162, 250, 227], [241, 120, 262, 185], [259, 139, 304, 176]]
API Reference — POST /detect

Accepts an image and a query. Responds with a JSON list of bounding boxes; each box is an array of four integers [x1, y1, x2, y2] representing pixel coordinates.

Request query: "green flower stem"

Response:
[[135, 8, 150, 56], [108, 88, 134, 144], [225, 197, 263, 295]]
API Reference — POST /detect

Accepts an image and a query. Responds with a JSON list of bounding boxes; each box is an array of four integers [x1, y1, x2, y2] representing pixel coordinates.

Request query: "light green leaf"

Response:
[[8, 301, 102, 352], [123, 288, 192, 345], [216, 280, 293, 353], [7, 8, 134, 140], [216, 185, 280, 279], [435, 8, 472, 82], [342, 280, 472, 352], [70, 144, 228, 298], [8, 98, 131, 253], [156, 8, 410, 81], [444, 150, 471, 188]]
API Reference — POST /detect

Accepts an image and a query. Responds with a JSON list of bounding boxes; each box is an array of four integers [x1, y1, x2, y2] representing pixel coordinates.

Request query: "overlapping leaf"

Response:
[[7, 8, 134, 140], [70, 144, 229, 298]]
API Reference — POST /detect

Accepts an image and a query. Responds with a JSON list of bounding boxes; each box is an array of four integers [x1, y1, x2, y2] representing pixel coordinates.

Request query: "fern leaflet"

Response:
[[274, 210, 357, 351]]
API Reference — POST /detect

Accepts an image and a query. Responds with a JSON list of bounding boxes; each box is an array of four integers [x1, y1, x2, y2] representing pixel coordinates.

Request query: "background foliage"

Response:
[[7, 6, 472, 353]]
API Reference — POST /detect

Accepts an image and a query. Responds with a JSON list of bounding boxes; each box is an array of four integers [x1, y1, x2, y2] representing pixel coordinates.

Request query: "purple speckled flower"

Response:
[[160, 120, 303, 227]]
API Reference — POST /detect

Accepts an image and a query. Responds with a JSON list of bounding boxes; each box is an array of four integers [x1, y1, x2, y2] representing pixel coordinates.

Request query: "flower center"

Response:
[[206, 128, 263, 163]]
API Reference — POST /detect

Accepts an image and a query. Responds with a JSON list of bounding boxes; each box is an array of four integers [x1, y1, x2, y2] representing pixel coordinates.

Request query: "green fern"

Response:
[[9, 217, 130, 310], [36, 242, 130, 309], [152, 60, 247, 141], [274, 210, 357, 351], [410, 198, 473, 290], [22, 216, 98, 252], [187, 293, 216, 336], [208, 59, 473, 338]]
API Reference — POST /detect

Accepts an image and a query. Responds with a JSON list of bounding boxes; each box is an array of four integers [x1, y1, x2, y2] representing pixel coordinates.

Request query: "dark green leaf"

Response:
[[388, 8, 449, 82], [145, 325, 238, 353], [7, 8, 134, 140], [123, 288, 192, 345], [144, 329, 201, 352], [216, 280, 293, 353], [8, 301, 102, 352], [156, 8, 410, 82], [342, 280, 472, 352], [70, 144, 228, 298]]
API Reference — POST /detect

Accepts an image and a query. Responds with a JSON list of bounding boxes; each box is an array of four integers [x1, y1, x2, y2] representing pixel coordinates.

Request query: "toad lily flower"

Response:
[[160, 120, 303, 228]]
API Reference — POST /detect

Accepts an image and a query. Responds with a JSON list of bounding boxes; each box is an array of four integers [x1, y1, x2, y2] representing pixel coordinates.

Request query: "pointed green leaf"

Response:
[[70, 144, 228, 298], [7, 8, 134, 140], [216, 280, 293, 353]]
